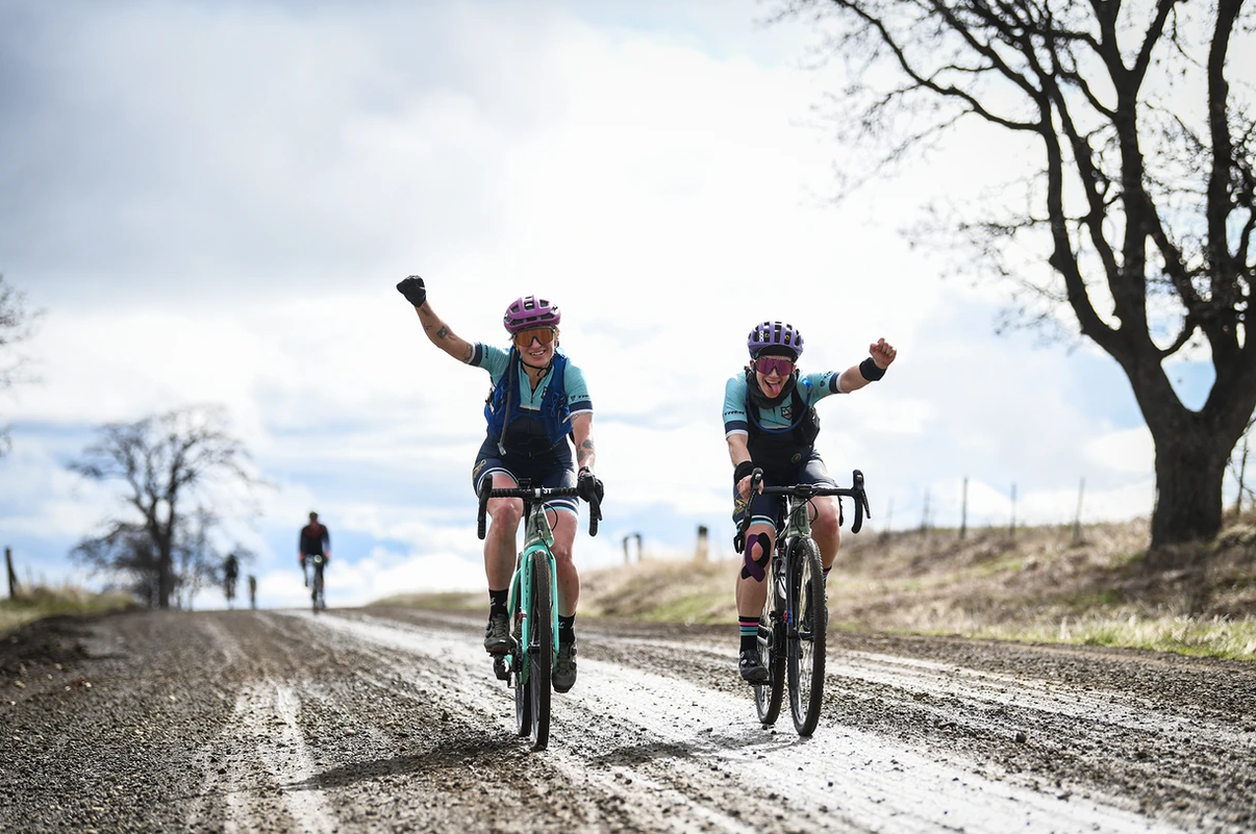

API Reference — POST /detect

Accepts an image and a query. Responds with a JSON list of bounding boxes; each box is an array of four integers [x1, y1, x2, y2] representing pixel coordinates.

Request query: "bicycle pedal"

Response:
[[492, 656, 510, 682]]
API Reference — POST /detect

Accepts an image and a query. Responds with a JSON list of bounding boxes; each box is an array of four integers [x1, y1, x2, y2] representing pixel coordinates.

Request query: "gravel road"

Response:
[[2, 607, 1254, 833]]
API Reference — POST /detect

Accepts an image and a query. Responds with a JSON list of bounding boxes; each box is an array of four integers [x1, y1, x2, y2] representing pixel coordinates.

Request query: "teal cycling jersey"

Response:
[[474, 343, 592, 454], [723, 369, 839, 459]]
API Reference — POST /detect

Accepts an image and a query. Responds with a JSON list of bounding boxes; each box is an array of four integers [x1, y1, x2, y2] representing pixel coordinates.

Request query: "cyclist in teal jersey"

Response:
[[397, 275, 603, 693], [725, 321, 896, 683]]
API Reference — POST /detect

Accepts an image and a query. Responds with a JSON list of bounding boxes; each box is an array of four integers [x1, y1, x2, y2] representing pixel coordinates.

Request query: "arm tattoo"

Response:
[[461, 344, 474, 362], [436, 325, 450, 340], [577, 438, 595, 466]]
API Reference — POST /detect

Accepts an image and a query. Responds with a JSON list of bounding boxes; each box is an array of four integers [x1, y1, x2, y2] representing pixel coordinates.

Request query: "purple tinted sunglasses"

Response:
[[753, 356, 795, 377]]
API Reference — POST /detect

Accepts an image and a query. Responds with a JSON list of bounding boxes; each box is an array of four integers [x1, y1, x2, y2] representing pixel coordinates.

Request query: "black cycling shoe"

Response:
[[483, 611, 511, 655], [738, 648, 769, 684], [553, 642, 577, 693]]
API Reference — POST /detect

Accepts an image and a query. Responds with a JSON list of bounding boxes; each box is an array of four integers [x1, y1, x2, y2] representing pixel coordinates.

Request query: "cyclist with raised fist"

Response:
[[396, 275, 603, 694], [725, 321, 896, 683]]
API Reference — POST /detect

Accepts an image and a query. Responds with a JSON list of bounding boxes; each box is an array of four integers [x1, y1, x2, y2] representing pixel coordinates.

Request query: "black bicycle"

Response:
[[477, 480, 601, 751], [307, 554, 327, 613], [737, 468, 870, 736]]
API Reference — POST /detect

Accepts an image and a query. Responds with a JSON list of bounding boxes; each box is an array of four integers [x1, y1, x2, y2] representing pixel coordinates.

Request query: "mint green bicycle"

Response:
[[477, 479, 601, 751]]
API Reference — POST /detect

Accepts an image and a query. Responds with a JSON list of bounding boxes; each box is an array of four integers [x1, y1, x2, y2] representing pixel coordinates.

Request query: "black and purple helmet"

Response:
[[503, 295, 561, 333], [747, 321, 804, 359]]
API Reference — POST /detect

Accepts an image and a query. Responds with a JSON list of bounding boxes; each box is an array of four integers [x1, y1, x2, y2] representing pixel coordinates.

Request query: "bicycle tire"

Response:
[[753, 564, 785, 725], [528, 556, 553, 750], [312, 567, 324, 613], [787, 536, 826, 735]]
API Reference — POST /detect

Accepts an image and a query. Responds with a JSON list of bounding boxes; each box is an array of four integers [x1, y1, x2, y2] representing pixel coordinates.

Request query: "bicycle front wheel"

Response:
[[787, 537, 826, 736], [753, 564, 785, 725], [528, 556, 553, 751]]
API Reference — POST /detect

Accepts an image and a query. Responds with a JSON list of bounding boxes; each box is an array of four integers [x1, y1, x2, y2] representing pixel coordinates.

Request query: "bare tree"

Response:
[[68, 405, 263, 609], [785, 0, 1256, 548], [174, 507, 256, 611], [0, 274, 42, 454], [1228, 410, 1256, 516]]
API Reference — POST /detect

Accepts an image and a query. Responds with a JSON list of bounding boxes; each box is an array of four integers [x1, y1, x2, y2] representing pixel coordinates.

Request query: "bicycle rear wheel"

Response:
[[753, 564, 785, 725], [787, 537, 826, 736], [312, 568, 324, 613], [527, 556, 553, 751]]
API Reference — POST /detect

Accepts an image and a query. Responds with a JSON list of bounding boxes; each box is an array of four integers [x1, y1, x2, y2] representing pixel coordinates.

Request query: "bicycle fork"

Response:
[[494, 547, 559, 685]]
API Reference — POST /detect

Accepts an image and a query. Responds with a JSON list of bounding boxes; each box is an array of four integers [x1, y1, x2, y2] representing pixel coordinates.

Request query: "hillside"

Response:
[[380, 514, 1256, 660]]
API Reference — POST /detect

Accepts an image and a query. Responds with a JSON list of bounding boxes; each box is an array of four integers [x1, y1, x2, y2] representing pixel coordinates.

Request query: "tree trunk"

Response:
[[158, 542, 175, 610], [1149, 420, 1231, 547]]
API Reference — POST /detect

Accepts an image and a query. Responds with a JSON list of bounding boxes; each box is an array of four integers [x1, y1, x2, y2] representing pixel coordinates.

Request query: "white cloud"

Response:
[[0, 0, 1215, 603]]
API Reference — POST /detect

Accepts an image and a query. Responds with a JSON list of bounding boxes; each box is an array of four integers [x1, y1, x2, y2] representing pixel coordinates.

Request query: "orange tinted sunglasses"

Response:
[[513, 327, 556, 347]]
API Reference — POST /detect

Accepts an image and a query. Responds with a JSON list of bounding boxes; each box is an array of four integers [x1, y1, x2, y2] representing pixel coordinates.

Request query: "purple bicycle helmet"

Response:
[[503, 295, 561, 333], [747, 320, 804, 358]]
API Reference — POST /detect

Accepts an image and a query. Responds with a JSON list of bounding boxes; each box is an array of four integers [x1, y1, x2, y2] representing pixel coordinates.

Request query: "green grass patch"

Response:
[[1, 585, 137, 635]]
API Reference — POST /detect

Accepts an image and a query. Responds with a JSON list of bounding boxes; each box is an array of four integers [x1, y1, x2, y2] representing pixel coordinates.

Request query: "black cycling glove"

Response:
[[396, 275, 427, 307], [577, 468, 604, 505]]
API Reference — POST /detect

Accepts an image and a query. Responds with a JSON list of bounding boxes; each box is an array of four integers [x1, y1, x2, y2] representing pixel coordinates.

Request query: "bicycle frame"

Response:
[[476, 477, 601, 751], [772, 493, 813, 635], [507, 503, 560, 687]]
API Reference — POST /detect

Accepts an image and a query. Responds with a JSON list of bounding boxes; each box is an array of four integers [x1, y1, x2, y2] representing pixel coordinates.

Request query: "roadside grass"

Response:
[[366, 514, 1256, 663], [571, 513, 1256, 661], [369, 590, 484, 611], [0, 585, 137, 634]]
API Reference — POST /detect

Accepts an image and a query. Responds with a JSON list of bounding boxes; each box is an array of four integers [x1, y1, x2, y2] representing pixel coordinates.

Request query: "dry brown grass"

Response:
[[375, 514, 1256, 659], [0, 584, 138, 634]]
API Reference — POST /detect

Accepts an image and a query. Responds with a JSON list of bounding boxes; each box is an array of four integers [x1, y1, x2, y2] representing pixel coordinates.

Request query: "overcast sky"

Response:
[[0, 0, 1229, 610]]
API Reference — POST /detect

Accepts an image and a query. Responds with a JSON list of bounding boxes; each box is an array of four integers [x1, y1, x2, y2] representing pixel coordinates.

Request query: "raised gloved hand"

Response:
[[577, 467, 604, 505], [396, 275, 427, 307]]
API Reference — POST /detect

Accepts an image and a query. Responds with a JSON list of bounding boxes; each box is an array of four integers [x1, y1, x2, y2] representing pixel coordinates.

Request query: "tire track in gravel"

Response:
[[303, 610, 1190, 834]]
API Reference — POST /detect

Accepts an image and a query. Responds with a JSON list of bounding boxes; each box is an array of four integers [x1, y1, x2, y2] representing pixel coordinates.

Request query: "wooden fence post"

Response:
[[6, 547, 18, 599], [960, 477, 968, 540]]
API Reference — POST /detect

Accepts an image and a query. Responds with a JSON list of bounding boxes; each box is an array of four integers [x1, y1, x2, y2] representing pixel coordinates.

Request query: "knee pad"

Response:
[[740, 533, 771, 582]]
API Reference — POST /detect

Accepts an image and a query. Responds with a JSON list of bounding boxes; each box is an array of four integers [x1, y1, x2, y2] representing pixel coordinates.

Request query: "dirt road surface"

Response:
[[3, 607, 1254, 833]]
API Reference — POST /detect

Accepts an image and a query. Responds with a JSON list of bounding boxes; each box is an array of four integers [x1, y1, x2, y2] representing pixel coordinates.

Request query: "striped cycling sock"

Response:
[[739, 616, 759, 653]]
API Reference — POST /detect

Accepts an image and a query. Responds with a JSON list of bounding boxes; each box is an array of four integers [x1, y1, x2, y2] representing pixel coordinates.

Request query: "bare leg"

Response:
[[734, 522, 777, 616], [810, 496, 842, 570], [484, 472, 523, 590], [549, 509, 579, 617]]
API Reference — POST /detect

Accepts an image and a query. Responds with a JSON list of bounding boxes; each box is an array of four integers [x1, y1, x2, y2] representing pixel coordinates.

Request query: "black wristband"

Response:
[[578, 466, 592, 476], [859, 357, 886, 381], [734, 460, 756, 485]]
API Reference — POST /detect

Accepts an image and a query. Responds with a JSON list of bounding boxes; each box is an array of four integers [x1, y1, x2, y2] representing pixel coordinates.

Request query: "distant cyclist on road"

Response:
[[397, 275, 603, 694], [725, 321, 896, 683], [248, 574, 257, 610], [299, 511, 331, 591], [223, 552, 240, 609]]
